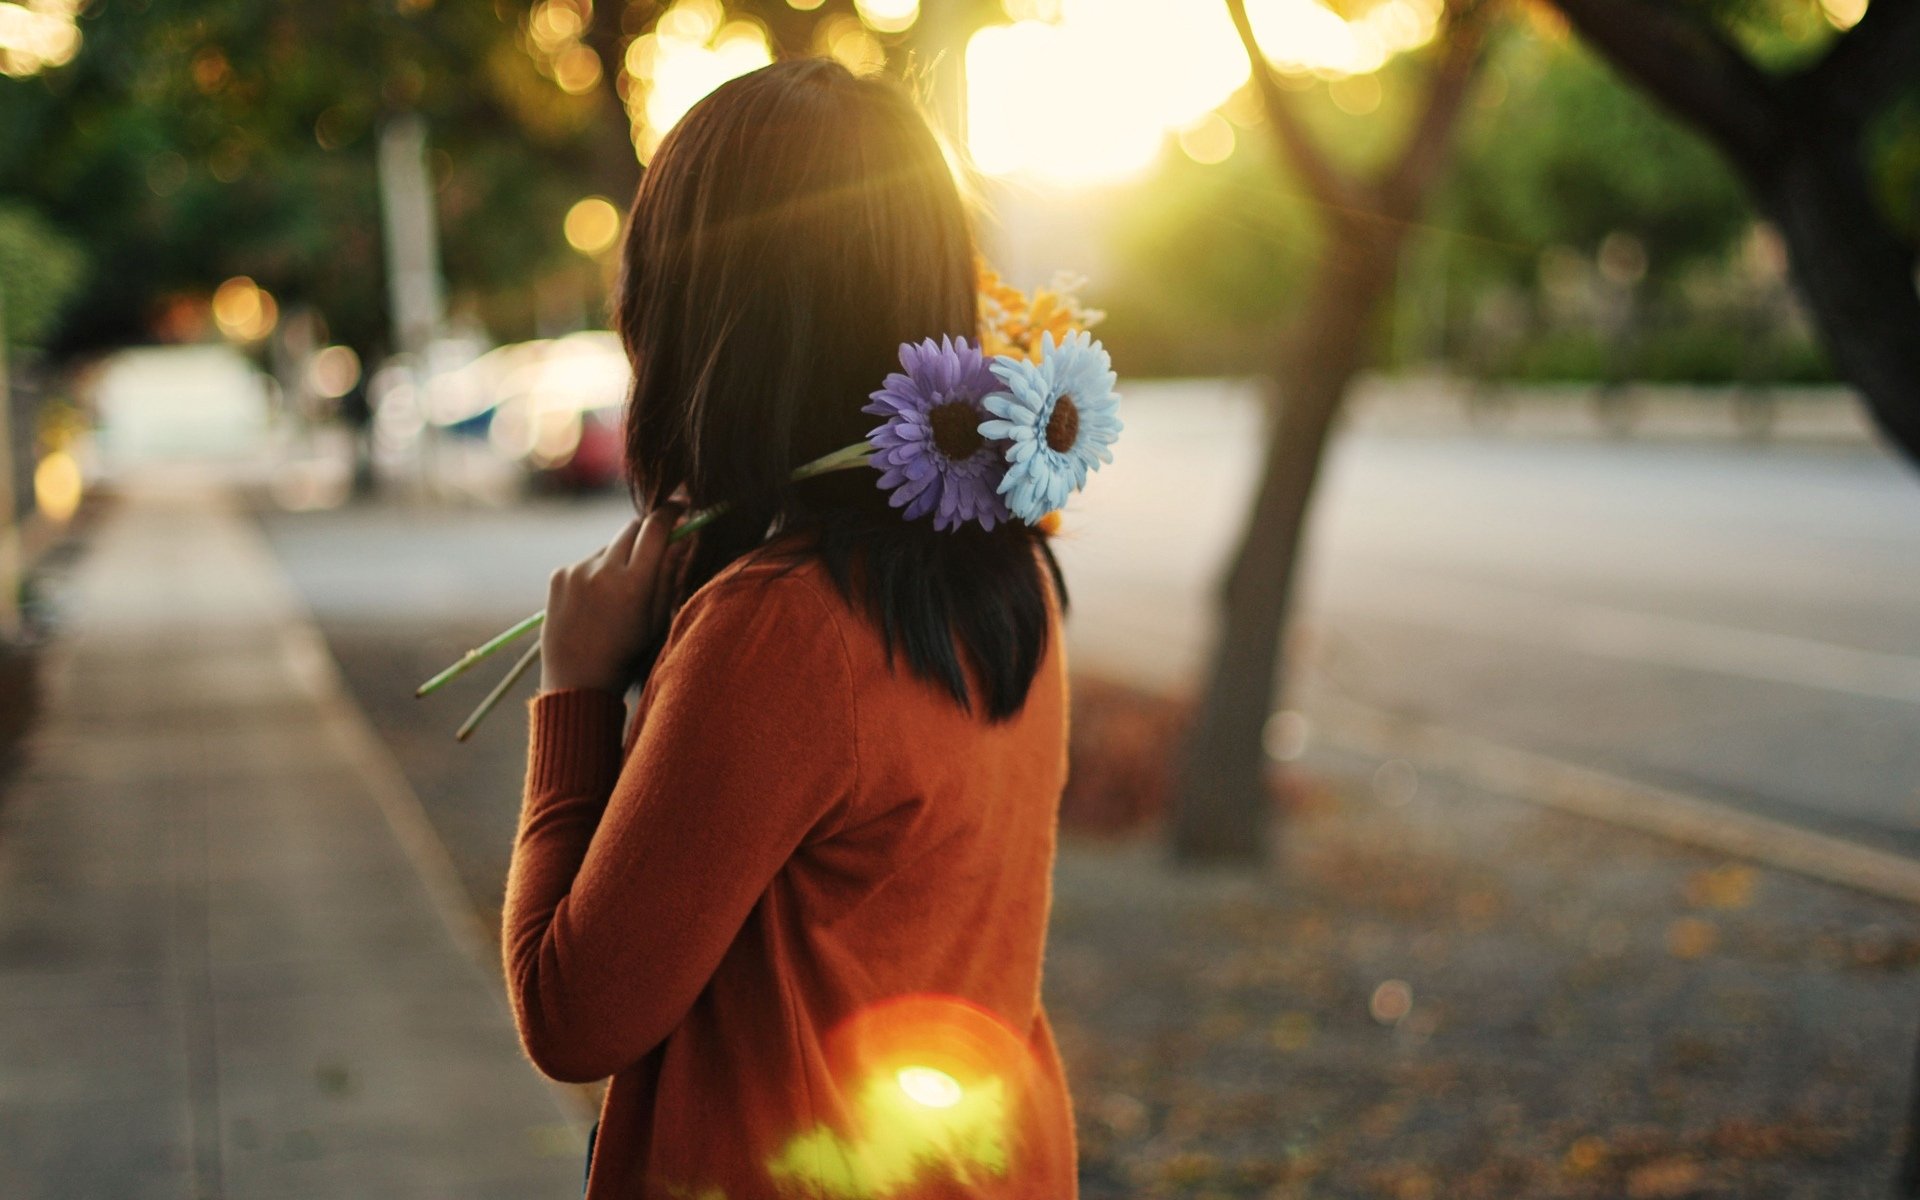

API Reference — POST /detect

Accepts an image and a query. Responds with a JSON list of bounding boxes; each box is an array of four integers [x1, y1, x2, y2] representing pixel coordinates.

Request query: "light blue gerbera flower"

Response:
[[978, 330, 1122, 524]]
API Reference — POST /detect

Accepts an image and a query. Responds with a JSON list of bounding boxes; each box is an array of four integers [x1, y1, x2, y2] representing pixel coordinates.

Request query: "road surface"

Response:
[[260, 381, 1920, 863]]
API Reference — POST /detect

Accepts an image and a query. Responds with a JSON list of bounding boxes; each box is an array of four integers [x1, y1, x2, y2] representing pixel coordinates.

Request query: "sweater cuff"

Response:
[[526, 688, 627, 800]]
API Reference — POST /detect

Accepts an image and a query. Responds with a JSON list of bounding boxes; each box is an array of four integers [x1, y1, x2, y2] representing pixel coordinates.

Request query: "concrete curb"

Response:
[[1314, 695, 1920, 908]]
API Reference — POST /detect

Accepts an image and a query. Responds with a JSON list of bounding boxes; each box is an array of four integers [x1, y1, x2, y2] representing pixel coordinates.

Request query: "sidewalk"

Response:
[[0, 477, 587, 1199]]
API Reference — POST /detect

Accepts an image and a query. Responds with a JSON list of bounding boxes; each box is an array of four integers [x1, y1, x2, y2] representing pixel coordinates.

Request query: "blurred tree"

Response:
[[1437, 30, 1751, 297], [0, 204, 85, 348], [0, 0, 954, 359], [0, 0, 622, 357], [1545, 0, 1920, 460], [1101, 150, 1319, 377], [1171, 0, 1489, 864], [1103, 30, 1761, 380]]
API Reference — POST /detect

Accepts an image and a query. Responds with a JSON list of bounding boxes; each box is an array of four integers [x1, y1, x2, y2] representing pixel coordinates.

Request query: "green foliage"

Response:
[[1100, 141, 1320, 377], [0, 0, 622, 357], [0, 204, 86, 348], [1481, 323, 1831, 384], [1435, 31, 1750, 295], [1689, 0, 1845, 70], [1100, 28, 1761, 379], [1868, 91, 1920, 241]]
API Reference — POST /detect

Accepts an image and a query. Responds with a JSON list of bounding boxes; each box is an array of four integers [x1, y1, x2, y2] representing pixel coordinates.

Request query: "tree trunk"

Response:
[[1547, 0, 1920, 462], [1756, 110, 1920, 463], [1170, 225, 1400, 863]]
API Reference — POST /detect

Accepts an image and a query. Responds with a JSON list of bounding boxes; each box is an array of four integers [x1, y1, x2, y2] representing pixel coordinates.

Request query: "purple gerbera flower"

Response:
[[863, 336, 1012, 532]]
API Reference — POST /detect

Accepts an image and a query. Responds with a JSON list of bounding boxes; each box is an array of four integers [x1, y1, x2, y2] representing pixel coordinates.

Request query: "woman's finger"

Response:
[[601, 515, 646, 566], [629, 502, 683, 572]]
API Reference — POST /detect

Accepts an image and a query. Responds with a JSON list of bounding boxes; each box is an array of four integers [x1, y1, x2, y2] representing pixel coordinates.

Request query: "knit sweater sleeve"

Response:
[[502, 571, 858, 1083]]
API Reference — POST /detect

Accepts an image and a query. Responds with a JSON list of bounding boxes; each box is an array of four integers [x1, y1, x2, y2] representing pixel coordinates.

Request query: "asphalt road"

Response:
[[259, 382, 1920, 866]]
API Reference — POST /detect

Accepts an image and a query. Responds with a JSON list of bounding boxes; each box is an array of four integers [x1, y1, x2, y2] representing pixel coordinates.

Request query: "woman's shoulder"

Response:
[[686, 546, 843, 622], [664, 548, 855, 676]]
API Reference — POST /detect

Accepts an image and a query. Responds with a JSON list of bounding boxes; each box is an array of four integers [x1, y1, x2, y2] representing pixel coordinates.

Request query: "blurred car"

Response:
[[391, 332, 629, 494], [482, 331, 630, 492]]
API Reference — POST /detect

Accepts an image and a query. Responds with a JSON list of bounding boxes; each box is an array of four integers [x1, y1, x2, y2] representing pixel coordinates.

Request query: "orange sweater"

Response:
[[504, 550, 1077, 1199]]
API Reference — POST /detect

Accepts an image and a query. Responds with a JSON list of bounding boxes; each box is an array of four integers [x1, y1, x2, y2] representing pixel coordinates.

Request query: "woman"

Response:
[[503, 59, 1079, 1199]]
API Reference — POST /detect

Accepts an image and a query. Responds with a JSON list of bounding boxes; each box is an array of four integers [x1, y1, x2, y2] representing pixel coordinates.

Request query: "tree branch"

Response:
[[1376, 8, 1487, 220], [1798, 0, 1920, 127], [1546, 0, 1780, 181], [1223, 0, 1362, 218]]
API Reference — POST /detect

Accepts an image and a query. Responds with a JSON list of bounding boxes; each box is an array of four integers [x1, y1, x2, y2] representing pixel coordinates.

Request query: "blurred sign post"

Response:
[[378, 113, 446, 361], [0, 284, 19, 641], [377, 113, 446, 487]]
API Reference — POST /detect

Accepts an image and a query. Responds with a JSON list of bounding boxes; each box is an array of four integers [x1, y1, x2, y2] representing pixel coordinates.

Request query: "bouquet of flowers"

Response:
[[419, 266, 1122, 739]]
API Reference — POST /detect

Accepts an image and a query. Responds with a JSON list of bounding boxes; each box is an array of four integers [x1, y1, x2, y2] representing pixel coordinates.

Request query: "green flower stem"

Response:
[[421, 441, 874, 737], [455, 641, 541, 742], [414, 610, 547, 697]]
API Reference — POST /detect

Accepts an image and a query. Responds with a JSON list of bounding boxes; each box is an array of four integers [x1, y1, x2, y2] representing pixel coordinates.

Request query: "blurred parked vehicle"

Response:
[[480, 332, 627, 492], [372, 332, 629, 495], [87, 345, 273, 469]]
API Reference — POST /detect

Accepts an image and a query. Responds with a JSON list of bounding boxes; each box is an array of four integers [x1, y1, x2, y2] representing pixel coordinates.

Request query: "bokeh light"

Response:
[[814, 13, 886, 76], [1368, 979, 1414, 1025], [1329, 72, 1383, 115], [623, 1, 772, 162], [1819, 0, 1866, 29], [305, 345, 363, 400], [0, 0, 82, 78], [525, 0, 604, 94], [1247, 0, 1443, 76], [854, 0, 919, 35], [211, 277, 279, 343], [552, 43, 603, 94], [32, 450, 81, 523], [563, 195, 622, 255], [1178, 113, 1237, 165]]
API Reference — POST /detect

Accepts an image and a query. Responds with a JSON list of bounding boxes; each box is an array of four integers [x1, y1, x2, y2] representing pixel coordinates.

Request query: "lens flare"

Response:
[[896, 1065, 964, 1109], [768, 994, 1041, 1197]]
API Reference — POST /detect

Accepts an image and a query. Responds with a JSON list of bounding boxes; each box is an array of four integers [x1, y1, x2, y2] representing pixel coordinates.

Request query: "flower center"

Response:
[[1045, 395, 1080, 452], [929, 400, 984, 461]]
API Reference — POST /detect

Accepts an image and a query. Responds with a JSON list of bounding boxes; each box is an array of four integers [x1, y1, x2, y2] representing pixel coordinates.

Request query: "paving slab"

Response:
[[0, 477, 587, 1200]]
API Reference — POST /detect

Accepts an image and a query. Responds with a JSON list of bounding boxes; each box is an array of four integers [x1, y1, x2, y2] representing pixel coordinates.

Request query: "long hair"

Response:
[[613, 58, 1066, 720]]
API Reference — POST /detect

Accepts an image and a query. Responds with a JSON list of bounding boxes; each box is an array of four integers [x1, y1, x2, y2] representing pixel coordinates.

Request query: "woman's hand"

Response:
[[539, 502, 687, 694]]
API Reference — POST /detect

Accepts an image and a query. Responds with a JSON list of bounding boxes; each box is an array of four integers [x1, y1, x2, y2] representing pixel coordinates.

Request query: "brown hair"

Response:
[[613, 58, 1064, 718]]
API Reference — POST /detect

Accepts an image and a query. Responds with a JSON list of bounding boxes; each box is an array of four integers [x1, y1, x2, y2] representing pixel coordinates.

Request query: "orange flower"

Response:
[[976, 259, 1105, 364]]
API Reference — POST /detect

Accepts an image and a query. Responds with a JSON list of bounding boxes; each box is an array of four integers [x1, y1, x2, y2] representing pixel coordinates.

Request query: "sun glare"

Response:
[[964, 0, 1442, 186]]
